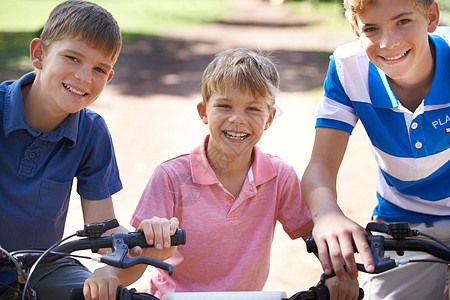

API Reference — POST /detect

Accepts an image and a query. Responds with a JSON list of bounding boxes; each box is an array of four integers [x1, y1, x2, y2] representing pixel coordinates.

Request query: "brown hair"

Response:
[[40, 0, 122, 64], [343, 0, 435, 26], [201, 48, 280, 108]]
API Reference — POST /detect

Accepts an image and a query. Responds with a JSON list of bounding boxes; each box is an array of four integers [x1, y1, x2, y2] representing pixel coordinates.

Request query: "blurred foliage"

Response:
[[0, 0, 227, 75], [286, 0, 450, 25]]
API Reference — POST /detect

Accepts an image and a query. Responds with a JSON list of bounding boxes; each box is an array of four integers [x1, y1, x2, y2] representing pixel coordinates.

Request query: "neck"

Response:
[[23, 82, 68, 133], [206, 143, 253, 179], [388, 41, 435, 112]]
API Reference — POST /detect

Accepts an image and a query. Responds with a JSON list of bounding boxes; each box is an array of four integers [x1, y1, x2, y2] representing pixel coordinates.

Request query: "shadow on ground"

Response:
[[112, 35, 331, 98]]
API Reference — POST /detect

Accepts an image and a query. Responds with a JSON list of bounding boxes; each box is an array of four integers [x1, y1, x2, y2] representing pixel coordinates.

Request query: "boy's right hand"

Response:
[[130, 217, 180, 261], [312, 212, 374, 281]]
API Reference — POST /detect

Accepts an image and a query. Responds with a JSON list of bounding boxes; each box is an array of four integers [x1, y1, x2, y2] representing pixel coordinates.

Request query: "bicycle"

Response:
[[0, 219, 186, 300], [81, 221, 448, 300]]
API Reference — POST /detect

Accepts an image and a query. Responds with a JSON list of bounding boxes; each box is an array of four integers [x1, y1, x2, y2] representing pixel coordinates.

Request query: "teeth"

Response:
[[63, 84, 86, 96], [225, 131, 249, 140], [384, 52, 407, 61]]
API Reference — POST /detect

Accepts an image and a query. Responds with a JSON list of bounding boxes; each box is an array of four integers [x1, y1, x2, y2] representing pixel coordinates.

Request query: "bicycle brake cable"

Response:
[[0, 246, 32, 299], [21, 234, 77, 300], [417, 232, 450, 251]]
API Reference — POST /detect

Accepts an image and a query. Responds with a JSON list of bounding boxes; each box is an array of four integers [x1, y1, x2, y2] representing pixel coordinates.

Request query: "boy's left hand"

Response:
[[325, 276, 360, 300], [83, 266, 121, 300], [129, 216, 180, 261]]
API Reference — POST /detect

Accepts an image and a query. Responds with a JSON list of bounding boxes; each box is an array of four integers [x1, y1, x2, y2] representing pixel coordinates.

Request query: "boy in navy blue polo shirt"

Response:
[[0, 1, 126, 299], [301, 0, 449, 299]]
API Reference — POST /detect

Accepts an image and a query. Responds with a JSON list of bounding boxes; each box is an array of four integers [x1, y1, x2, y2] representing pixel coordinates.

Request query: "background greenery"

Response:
[[286, 0, 450, 25], [0, 0, 228, 78], [0, 0, 449, 80]]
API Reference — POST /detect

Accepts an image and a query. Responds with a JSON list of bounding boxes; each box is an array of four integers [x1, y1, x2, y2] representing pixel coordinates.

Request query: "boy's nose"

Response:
[[74, 66, 92, 83], [228, 112, 245, 124], [379, 29, 401, 49]]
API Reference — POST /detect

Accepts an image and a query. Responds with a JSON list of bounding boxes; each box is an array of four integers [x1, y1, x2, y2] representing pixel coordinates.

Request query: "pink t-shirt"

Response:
[[131, 136, 313, 298]]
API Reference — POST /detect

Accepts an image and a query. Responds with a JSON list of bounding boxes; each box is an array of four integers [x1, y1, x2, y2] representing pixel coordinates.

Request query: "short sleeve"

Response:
[[276, 164, 313, 240], [131, 165, 176, 229], [76, 115, 122, 200]]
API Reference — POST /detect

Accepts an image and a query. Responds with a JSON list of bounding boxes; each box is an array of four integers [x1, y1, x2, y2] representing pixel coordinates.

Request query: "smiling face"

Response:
[[352, 0, 439, 83], [31, 37, 114, 118], [198, 87, 275, 165]]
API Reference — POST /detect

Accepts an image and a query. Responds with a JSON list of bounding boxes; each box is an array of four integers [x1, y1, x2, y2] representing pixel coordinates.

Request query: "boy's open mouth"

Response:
[[63, 83, 88, 96], [383, 49, 410, 61], [224, 131, 250, 140]]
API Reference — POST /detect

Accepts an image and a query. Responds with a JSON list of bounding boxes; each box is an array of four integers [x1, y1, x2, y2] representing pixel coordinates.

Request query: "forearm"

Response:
[[301, 161, 344, 222]]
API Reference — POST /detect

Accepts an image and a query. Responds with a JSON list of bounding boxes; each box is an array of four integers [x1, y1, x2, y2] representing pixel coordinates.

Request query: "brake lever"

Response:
[[97, 233, 174, 275]]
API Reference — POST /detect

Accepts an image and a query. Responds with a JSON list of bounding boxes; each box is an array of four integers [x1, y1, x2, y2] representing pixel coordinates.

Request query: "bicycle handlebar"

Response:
[[0, 228, 186, 274], [306, 222, 450, 274]]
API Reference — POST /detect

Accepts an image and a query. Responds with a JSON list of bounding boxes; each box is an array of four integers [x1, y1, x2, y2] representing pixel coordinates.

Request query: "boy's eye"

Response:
[[398, 19, 410, 25], [247, 107, 261, 112], [66, 55, 79, 62], [363, 26, 377, 33], [218, 104, 231, 109], [94, 67, 106, 74]]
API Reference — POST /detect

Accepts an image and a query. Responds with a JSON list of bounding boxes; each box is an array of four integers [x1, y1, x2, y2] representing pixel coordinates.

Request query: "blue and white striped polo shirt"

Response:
[[317, 28, 450, 223]]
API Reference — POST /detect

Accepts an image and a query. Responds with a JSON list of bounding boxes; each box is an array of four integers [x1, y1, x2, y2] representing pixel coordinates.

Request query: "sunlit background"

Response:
[[1, 0, 448, 296]]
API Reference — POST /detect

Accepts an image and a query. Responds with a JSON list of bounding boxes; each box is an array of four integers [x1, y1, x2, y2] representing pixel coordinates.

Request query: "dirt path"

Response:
[[64, 0, 378, 295]]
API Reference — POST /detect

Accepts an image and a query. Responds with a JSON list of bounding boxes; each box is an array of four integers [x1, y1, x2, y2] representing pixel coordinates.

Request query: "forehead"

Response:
[[47, 37, 115, 68], [356, 0, 419, 21]]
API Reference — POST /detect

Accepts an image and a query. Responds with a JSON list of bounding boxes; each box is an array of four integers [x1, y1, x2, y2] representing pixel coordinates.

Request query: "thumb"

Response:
[[129, 246, 143, 257]]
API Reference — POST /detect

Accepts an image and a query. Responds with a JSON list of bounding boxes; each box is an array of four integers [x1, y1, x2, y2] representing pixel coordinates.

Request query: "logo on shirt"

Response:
[[432, 115, 450, 129]]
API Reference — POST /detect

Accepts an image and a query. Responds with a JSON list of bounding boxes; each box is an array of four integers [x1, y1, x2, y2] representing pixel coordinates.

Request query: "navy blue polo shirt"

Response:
[[0, 72, 122, 252]]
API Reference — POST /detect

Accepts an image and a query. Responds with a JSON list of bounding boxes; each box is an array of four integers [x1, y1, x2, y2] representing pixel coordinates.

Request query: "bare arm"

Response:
[[81, 198, 178, 300], [301, 127, 374, 281]]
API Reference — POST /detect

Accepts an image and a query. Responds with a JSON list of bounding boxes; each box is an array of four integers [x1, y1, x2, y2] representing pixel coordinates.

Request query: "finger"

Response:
[[327, 237, 347, 280], [151, 218, 164, 250], [339, 235, 358, 279], [83, 283, 92, 300], [161, 220, 172, 248], [315, 238, 333, 275], [354, 230, 375, 273], [107, 283, 117, 300], [137, 219, 155, 246], [169, 217, 179, 235], [129, 245, 143, 257]]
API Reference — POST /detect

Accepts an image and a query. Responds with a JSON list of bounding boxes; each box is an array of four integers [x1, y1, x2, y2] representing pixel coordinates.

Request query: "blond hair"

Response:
[[201, 48, 280, 108], [343, 0, 435, 26], [40, 0, 122, 64]]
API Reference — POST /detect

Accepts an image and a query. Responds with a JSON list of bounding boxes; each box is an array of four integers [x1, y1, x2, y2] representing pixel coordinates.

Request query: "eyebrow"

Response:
[[360, 11, 414, 27], [64, 49, 113, 70]]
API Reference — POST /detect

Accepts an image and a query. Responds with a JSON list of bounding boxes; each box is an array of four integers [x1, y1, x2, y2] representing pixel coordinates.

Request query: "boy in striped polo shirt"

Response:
[[301, 0, 449, 299]]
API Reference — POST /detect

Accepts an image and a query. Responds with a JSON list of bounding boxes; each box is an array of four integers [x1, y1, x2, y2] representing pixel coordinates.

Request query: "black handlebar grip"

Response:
[[123, 228, 186, 248], [306, 236, 318, 253], [69, 288, 85, 300]]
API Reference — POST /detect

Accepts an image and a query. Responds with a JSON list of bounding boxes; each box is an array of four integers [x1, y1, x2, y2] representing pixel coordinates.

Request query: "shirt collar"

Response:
[[3, 72, 79, 146], [190, 135, 276, 186], [368, 34, 449, 108]]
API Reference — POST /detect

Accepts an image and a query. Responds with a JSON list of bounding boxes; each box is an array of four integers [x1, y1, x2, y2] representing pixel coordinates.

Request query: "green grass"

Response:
[[0, 0, 227, 34], [0, 0, 227, 73], [285, 1, 351, 34]]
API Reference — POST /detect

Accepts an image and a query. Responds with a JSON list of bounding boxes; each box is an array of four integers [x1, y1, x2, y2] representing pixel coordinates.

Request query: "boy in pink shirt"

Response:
[[88, 48, 357, 300]]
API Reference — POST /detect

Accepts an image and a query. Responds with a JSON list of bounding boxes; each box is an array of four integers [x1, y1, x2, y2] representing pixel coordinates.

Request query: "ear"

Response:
[[264, 107, 276, 131], [30, 38, 45, 70], [426, 2, 440, 33], [106, 70, 114, 84], [197, 101, 208, 124], [351, 23, 361, 39]]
